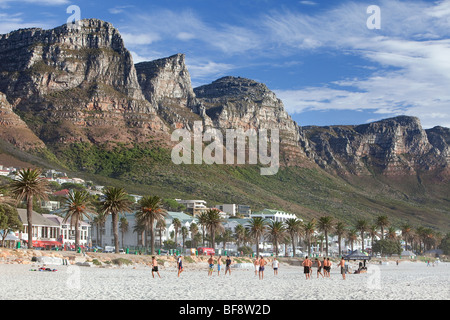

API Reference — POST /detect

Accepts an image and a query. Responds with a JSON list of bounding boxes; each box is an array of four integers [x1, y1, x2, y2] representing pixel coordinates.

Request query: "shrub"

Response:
[[372, 239, 402, 256], [112, 258, 133, 266]]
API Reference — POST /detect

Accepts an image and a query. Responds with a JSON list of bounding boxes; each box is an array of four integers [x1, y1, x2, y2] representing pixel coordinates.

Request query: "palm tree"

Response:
[[119, 216, 129, 249], [63, 190, 95, 251], [401, 223, 412, 250], [318, 216, 333, 256], [93, 211, 107, 248], [355, 218, 369, 253], [133, 218, 146, 248], [334, 221, 347, 256], [234, 224, 246, 248], [248, 217, 268, 257], [196, 212, 208, 246], [387, 226, 397, 240], [368, 224, 379, 255], [205, 209, 224, 250], [316, 234, 325, 255], [303, 219, 316, 256], [181, 226, 188, 250], [136, 195, 167, 255], [285, 218, 303, 257], [422, 228, 435, 251], [347, 228, 358, 252], [221, 229, 234, 251], [9, 168, 49, 249], [266, 220, 286, 257], [376, 215, 390, 240], [156, 218, 166, 250], [101, 187, 132, 253], [189, 223, 199, 248], [172, 218, 182, 249]]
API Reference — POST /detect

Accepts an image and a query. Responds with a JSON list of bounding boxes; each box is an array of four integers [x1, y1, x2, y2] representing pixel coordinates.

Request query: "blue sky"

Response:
[[1, 0, 449, 128]]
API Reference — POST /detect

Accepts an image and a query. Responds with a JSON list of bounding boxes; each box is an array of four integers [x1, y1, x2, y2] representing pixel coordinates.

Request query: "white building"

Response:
[[215, 204, 251, 217], [175, 199, 208, 216], [16, 209, 91, 249], [97, 211, 198, 249], [250, 209, 301, 223]]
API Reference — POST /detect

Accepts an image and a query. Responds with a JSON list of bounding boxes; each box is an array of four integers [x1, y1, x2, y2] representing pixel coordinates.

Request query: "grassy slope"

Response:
[[1, 139, 448, 232]]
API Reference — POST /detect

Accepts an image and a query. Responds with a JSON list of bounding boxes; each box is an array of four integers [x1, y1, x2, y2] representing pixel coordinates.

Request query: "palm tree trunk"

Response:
[[75, 221, 79, 252], [256, 235, 260, 257], [291, 232, 296, 257], [325, 231, 329, 256], [112, 212, 119, 253], [361, 231, 365, 252], [150, 217, 155, 255], [211, 227, 216, 250], [159, 227, 162, 251], [338, 235, 342, 256], [27, 196, 33, 249]]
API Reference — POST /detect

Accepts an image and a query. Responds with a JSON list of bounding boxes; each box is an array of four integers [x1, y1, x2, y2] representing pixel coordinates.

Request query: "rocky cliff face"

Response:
[[0, 92, 46, 150], [194, 76, 309, 166], [302, 116, 449, 175], [135, 53, 209, 131], [0, 19, 448, 178], [0, 19, 167, 146]]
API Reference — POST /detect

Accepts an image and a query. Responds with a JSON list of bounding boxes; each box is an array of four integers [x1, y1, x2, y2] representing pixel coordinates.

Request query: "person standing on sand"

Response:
[[177, 255, 184, 277], [302, 256, 311, 280], [254, 256, 260, 276], [225, 256, 232, 275], [208, 254, 214, 276], [259, 256, 266, 280], [272, 258, 279, 276], [315, 258, 324, 278], [322, 257, 328, 277], [337, 257, 346, 280], [217, 255, 222, 276], [152, 256, 161, 278], [327, 258, 332, 277]]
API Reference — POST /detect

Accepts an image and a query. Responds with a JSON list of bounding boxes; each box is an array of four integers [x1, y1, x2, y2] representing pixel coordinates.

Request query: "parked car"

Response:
[[103, 246, 115, 253]]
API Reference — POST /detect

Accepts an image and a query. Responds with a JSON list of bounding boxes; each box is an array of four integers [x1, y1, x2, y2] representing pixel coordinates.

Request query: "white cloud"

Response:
[[121, 32, 161, 46], [265, 0, 450, 128], [0, 0, 69, 8], [186, 59, 235, 80]]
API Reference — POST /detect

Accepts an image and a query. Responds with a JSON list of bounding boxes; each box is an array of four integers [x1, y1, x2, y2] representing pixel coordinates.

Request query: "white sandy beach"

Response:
[[0, 260, 448, 300]]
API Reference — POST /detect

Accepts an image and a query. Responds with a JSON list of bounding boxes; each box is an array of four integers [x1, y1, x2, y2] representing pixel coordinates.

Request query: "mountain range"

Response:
[[0, 19, 448, 231]]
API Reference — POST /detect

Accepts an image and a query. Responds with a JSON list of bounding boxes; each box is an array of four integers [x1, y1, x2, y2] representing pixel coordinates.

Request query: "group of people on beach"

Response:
[[208, 255, 233, 276], [253, 256, 279, 280], [302, 256, 347, 280], [150, 254, 348, 280]]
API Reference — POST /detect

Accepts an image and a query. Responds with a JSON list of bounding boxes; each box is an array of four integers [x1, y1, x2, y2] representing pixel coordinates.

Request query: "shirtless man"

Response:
[[151, 256, 161, 278], [208, 254, 214, 276], [337, 257, 346, 280], [302, 256, 312, 280], [315, 258, 324, 278], [259, 256, 267, 280], [322, 257, 328, 277], [254, 256, 260, 276], [326, 258, 332, 277], [217, 255, 222, 276]]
